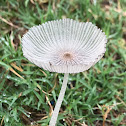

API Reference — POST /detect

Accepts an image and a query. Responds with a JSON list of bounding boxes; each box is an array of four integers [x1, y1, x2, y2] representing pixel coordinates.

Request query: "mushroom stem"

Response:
[[49, 73, 69, 126]]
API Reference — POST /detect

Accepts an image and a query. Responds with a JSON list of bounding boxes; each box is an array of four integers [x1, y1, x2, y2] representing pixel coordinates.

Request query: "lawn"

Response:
[[0, 0, 126, 126]]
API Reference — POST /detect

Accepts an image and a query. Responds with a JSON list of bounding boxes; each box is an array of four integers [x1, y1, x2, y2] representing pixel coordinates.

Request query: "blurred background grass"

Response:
[[0, 0, 126, 126]]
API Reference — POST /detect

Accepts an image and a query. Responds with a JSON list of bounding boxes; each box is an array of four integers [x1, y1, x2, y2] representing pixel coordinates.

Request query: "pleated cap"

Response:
[[22, 19, 107, 73]]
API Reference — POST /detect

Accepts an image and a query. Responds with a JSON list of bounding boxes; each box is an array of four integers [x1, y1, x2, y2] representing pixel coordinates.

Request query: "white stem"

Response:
[[49, 73, 69, 126]]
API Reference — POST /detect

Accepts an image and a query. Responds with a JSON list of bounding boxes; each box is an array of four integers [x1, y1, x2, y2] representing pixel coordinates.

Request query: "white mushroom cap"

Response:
[[22, 19, 107, 73]]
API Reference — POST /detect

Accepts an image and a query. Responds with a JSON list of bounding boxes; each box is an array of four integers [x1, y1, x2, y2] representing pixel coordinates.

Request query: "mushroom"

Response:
[[22, 19, 107, 126]]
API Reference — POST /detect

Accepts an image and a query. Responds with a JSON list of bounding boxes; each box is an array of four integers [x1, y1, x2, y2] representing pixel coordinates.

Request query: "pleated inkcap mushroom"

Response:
[[22, 19, 107, 74], [22, 18, 107, 126]]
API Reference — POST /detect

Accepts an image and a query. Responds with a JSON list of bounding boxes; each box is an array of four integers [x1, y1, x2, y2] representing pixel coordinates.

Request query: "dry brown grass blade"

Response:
[[0, 16, 19, 28], [48, 73, 58, 93], [11, 62, 23, 72], [30, 0, 48, 4], [74, 117, 88, 126], [36, 0, 48, 4], [82, 122, 88, 126], [118, 0, 121, 10], [9, 67, 24, 79], [40, 115, 48, 120], [36, 84, 52, 96], [0, 116, 5, 126], [21, 63, 35, 66], [101, 102, 124, 126], [102, 105, 112, 126], [116, 95, 126, 107], [73, 118, 88, 126], [18, 92, 22, 98], [39, 69, 47, 77], [64, 118, 72, 126], [45, 95, 53, 116], [30, 0, 35, 4], [102, 102, 124, 126]]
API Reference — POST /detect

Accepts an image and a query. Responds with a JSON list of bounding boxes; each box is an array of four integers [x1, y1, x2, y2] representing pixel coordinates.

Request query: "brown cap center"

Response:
[[63, 52, 73, 60]]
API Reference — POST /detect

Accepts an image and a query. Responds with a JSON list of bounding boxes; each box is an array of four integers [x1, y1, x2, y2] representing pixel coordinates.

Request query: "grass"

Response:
[[0, 0, 126, 125]]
